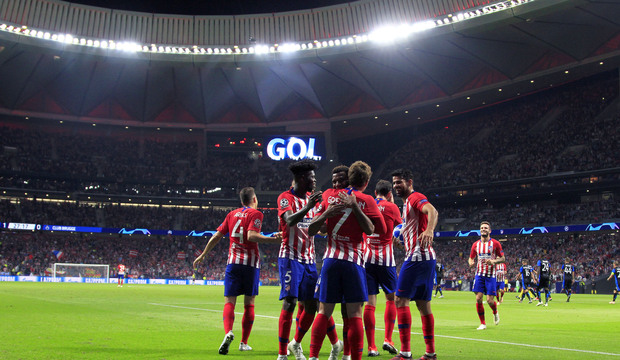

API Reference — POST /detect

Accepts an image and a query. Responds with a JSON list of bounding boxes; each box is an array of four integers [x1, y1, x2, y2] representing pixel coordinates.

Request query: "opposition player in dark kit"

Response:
[[434, 262, 445, 299], [535, 259, 552, 306], [362, 180, 402, 356], [308, 161, 386, 360], [519, 260, 536, 304], [468, 221, 504, 330], [193, 187, 282, 355], [390, 168, 439, 360], [561, 259, 576, 302], [606, 261, 620, 304]]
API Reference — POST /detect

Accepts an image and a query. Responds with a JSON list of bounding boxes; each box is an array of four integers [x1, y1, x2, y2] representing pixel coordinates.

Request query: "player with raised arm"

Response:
[[363, 180, 402, 356], [390, 168, 439, 360], [561, 259, 576, 302], [307, 161, 386, 360], [495, 262, 507, 304], [518, 260, 535, 304], [468, 221, 504, 330], [535, 259, 552, 307], [117, 263, 126, 287], [434, 262, 444, 299], [606, 261, 619, 304], [193, 187, 282, 355], [277, 160, 340, 360]]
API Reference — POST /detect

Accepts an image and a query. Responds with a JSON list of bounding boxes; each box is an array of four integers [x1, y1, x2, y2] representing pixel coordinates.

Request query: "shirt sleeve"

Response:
[[364, 196, 386, 235], [247, 210, 264, 233], [216, 213, 230, 235], [469, 242, 477, 259], [494, 240, 504, 257], [277, 192, 293, 220]]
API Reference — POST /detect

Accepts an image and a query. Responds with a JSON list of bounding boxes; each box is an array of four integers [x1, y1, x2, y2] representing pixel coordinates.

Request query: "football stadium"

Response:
[[0, 0, 619, 359]]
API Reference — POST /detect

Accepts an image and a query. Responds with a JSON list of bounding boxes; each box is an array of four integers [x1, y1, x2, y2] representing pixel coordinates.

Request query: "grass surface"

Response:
[[1, 283, 619, 359]]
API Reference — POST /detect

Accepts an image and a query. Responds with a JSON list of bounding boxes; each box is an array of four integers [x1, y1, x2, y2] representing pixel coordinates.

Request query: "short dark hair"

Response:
[[375, 180, 392, 196], [289, 159, 317, 177], [390, 168, 414, 182], [480, 221, 491, 228], [348, 161, 372, 187], [332, 165, 349, 176], [239, 187, 255, 206]]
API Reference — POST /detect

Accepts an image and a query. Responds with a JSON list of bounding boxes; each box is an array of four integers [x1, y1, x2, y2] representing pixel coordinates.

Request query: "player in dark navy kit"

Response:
[[561, 259, 576, 302], [518, 260, 535, 304], [535, 259, 552, 307], [606, 261, 620, 304], [434, 262, 444, 299]]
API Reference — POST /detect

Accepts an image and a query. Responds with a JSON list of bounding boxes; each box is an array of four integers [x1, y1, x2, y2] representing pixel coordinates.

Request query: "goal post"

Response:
[[53, 263, 110, 282]]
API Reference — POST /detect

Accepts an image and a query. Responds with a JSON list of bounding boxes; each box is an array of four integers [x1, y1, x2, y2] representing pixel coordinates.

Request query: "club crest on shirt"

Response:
[[280, 198, 289, 209]]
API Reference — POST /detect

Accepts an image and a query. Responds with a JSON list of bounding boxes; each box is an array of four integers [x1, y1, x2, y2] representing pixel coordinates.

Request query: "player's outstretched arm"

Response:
[[193, 231, 225, 268], [419, 202, 438, 248], [247, 230, 283, 244]]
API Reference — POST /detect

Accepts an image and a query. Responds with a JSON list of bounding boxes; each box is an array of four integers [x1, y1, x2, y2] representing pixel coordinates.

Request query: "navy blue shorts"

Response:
[[473, 275, 497, 296], [365, 263, 397, 296], [496, 280, 505, 291], [278, 258, 318, 301], [118, 274, 124, 279], [224, 264, 260, 297], [395, 260, 436, 301], [317, 258, 367, 304]]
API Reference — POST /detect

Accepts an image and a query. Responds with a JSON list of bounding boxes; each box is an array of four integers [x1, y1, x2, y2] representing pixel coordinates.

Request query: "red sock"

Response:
[[309, 313, 328, 358], [223, 302, 235, 333], [476, 302, 485, 324], [296, 303, 305, 325], [278, 309, 294, 355], [348, 317, 364, 360], [241, 304, 254, 344], [421, 314, 435, 354], [397, 306, 411, 353], [489, 301, 497, 314], [363, 305, 376, 350], [326, 316, 339, 344], [384, 300, 396, 343], [294, 309, 316, 342], [343, 317, 350, 355]]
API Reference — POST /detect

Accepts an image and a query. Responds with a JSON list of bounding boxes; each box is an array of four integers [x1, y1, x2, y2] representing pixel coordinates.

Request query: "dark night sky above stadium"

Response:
[[72, 0, 352, 15]]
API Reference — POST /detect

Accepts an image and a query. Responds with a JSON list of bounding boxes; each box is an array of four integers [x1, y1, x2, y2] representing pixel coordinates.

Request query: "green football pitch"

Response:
[[1, 282, 618, 359]]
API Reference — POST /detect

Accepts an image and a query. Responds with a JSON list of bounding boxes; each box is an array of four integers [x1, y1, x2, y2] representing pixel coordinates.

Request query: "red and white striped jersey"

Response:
[[277, 189, 317, 264], [217, 207, 263, 268], [401, 191, 435, 262], [495, 262, 507, 282], [469, 238, 504, 277], [363, 198, 402, 266], [317, 187, 386, 266], [117, 264, 126, 274]]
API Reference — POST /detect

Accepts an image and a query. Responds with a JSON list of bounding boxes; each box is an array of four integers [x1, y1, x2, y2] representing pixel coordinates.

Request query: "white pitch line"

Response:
[[148, 303, 620, 357]]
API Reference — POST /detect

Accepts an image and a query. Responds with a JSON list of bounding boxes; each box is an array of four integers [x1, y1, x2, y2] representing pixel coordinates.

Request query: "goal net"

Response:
[[53, 263, 110, 282]]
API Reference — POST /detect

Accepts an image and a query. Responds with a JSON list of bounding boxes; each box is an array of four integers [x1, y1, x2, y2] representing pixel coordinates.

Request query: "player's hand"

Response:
[[308, 191, 323, 207], [325, 203, 346, 217], [192, 258, 201, 268], [338, 191, 357, 208], [419, 229, 434, 248], [272, 232, 283, 241], [484, 259, 495, 266]]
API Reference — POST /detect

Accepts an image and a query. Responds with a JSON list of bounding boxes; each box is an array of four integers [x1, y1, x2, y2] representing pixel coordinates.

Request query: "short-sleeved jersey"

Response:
[[435, 262, 445, 278], [495, 262, 506, 282], [401, 191, 435, 262], [217, 207, 263, 268], [519, 265, 534, 283], [363, 198, 402, 267], [537, 259, 551, 278], [562, 264, 575, 281], [316, 187, 386, 266], [117, 264, 126, 274], [611, 267, 620, 284], [277, 189, 317, 264], [469, 238, 504, 277]]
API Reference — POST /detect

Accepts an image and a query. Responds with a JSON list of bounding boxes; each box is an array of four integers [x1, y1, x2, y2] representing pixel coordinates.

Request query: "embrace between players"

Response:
[[194, 159, 439, 360]]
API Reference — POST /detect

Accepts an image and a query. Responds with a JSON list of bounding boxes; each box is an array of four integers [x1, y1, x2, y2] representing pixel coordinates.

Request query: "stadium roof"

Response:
[[0, 0, 618, 141]]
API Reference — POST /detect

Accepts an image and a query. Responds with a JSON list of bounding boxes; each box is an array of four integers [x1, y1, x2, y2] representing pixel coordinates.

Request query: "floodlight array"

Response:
[[0, 0, 533, 56]]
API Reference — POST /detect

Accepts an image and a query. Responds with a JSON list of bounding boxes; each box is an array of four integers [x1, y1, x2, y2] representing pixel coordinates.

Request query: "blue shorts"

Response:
[[118, 274, 124, 279], [278, 258, 318, 301], [317, 258, 367, 303], [366, 263, 397, 295], [395, 260, 436, 301], [224, 264, 260, 297], [496, 280, 505, 291], [473, 275, 497, 296]]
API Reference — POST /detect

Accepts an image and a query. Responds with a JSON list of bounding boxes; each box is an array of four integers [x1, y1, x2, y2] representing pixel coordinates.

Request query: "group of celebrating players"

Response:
[[192, 159, 620, 360]]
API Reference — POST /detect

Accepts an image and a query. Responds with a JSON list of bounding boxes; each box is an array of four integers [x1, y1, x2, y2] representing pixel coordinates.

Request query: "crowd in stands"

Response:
[[1, 229, 616, 290]]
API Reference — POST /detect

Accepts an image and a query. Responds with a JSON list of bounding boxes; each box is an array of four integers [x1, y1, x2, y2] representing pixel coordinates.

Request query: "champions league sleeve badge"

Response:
[[280, 198, 289, 209]]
